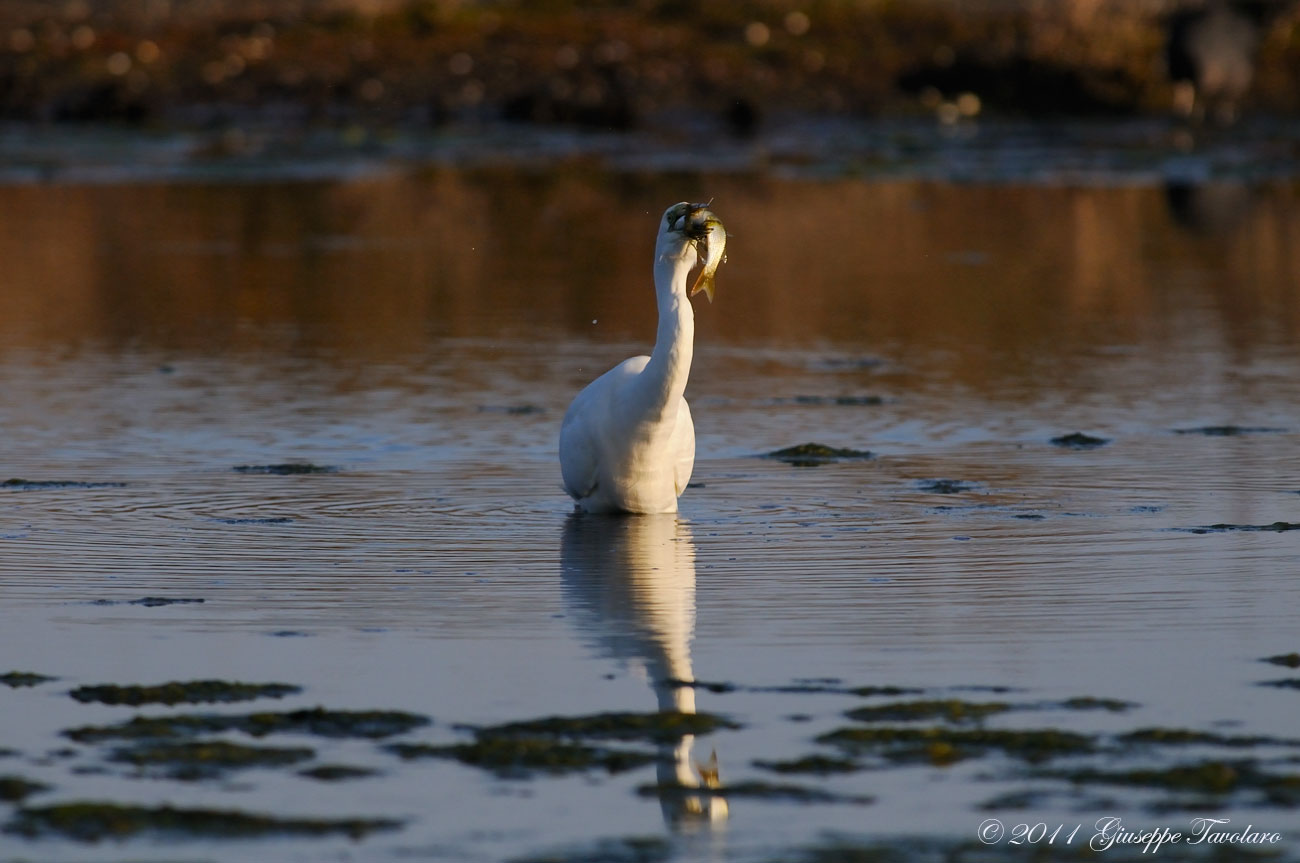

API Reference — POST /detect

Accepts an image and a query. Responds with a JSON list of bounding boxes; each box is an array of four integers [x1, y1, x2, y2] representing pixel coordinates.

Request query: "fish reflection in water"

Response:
[[560, 514, 728, 827]]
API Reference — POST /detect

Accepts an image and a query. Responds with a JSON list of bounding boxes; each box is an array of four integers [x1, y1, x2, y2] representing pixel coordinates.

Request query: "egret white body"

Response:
[[559, 203, 724, 514]]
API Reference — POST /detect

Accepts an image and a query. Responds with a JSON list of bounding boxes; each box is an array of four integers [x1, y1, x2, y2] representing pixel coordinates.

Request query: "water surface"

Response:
[[2, 167, 1299, 862]]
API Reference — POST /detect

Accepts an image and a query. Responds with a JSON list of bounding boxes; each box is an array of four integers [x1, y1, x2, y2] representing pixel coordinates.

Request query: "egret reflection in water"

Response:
[[560, 513, 728, 827]]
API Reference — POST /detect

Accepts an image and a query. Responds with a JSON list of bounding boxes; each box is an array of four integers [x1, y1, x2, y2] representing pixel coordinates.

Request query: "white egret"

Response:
[[559, 202, 727, 514]]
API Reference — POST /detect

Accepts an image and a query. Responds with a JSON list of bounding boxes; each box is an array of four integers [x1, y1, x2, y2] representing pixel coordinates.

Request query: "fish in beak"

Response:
[[683, 205, 727, 303]]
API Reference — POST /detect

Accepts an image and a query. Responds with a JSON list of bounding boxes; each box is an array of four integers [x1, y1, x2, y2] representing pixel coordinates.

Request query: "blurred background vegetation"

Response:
[[1, 0, 1298, 136]]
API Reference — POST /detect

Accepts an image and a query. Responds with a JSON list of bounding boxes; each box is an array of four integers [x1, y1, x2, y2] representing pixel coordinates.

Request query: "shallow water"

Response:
[[2, 164, 1299, 862]]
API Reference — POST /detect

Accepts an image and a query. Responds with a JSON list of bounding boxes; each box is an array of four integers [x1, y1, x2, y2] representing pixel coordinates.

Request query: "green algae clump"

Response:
[[64, 706, 429, 743], [752, 754, 861, 775], [1118, 728, 1296, 747], [109, 741, 315, 780], [70, 680, 301, 706], [1050, 432, 1110, 449], [3, 802, 400, 841], [1263, 653, 1300, 668], [0, 671, 56, 688], [1061, 696, 1135, 712], [817, 725, 1094, 764], [0, 776, 49, 803], [388, 738, 654, 778], [1059, 761, 1300, 800], [232, 463, 339, 475], [476, 711, 739, 744], [763, 443, 874, 467], [846, 699, 1010, 723]]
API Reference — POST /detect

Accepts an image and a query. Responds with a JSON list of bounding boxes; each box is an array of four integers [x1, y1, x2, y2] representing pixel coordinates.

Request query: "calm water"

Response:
[[2, 163, 1299, 862]]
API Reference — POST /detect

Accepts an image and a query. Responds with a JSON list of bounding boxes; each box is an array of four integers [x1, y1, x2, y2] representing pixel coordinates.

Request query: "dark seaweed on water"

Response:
[[3, 803, 400, 841], [108, 740, 315, 780], [387, 738, 654, 778], [1050, 432, 1110, 449], [70, 680, 301, 706], [763, 443, 874, 467], [2, 479, 126, 490], [1181, 522, 1300, 534], [231, 464, 339, 475], [64, 707, 430, 743], [0, 776, 48, 803], [89, 597, 205, 607], [0, 671, 56, 688], [472, 711, 739, 744]]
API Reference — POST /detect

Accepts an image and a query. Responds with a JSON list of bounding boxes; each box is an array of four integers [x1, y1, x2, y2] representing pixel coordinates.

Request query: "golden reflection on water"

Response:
[[1, 170, 1296, 379]]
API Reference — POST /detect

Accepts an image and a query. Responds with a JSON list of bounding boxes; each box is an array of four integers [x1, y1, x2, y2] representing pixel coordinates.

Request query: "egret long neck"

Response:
[[641, 248, 695, 415]]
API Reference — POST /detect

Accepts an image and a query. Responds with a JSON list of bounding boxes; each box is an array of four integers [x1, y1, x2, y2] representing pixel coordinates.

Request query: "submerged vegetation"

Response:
[[0, 671, 56, 688], [845, 699, 1011, 723], [763, 443, 874, 467], [1, 479, 126, 490], [3, 802, 400, 841], [1056, 760, 1300, 803], [1183, 522, 1300, 534], [70, 680, 301, 706], [473, 711, 740, 743], [108, 740, 315, 780], [1050, 432, 1111, 449], [231, 463, 339, 474], [64, 707, 430, 743], [818, 725, 1096, 765], [387, 738, 654, 778], [0, 776, 48, 803]]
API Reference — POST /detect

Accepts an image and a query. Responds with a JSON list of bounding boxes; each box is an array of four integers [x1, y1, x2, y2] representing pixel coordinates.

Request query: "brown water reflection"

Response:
[[3, 171, 1297, 371]]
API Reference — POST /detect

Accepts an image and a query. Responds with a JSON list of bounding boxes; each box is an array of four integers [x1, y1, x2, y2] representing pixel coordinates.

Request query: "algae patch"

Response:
[[914, 479, 979, 495], [1262, 653, 1300, 669], [1258, 678, 1300, 691], [231, 463, 339, 475], [752, 754, 861, 775], [762, 443, 874, 467], [70, 680, 300, 706], [1056, 761, 1300, 803], [0, 776, 48, 803], [1061, 696, 1135, 712], [1050, 432, 1110, 449], [474, 711, 739, 743], [1182, 522, 1300, 534], [0, 671, 56, 688], [818, 726, 1095, 765], [64, 707, 429, 743], [846, 700, 1010, 723], [2, 479, 126, 490], [387, 739, 654, 778], [1118, 728, 1299, 747], [108, 741, 315, 780], [3, 802, 400, 841], [90, 596, 204, 607]]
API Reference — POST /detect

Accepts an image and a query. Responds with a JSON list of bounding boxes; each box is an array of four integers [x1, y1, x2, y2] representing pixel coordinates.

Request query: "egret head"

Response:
[[658, 202, 727, 302]]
